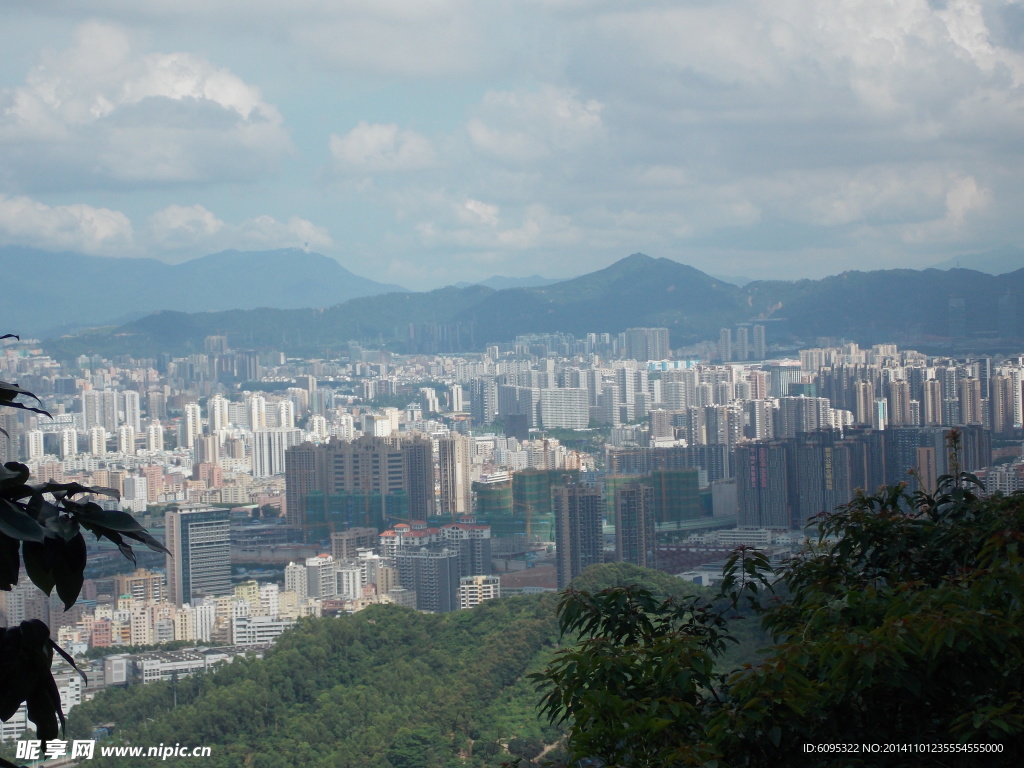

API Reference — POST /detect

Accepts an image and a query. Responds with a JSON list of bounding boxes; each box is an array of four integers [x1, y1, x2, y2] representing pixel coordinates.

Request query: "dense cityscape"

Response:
[[3, 2, 1024, 759], [1, 316, 1020, 746]]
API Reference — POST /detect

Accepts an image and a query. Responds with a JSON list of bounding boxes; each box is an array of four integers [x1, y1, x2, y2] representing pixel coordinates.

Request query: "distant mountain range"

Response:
[[930, 246, 1024, 274], [452, 274, 565, 290], [35, 251, 1024, 360], [0, 246, 406, 337]]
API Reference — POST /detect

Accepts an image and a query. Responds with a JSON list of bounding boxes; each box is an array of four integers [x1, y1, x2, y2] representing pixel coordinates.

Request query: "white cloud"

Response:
[[147, 205, 332, 254], [0, 22, 290, 191], [235, 215, 333, 251], [945, 175, 989, 227], [416, 193, 579, 253], [329, 122, 436, 172], [467, 86, 604, 163], [458, 199, 499, 226], [0, 194, 334, 260], [147, 204, 224, 249], [3, 2, 1024, 284], [0, 195, 133, 255]]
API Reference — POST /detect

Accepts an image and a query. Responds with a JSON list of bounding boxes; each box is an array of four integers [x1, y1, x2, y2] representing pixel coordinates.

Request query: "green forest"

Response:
[[64, 564, 720, 768]]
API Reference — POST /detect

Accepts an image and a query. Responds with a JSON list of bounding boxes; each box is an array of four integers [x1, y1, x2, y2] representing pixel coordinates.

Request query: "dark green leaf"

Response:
[[74, 507, 144, 532], [0, 499, 46, 542], [0, 532, 20, 589], [52, 533, 86, 610], [21, 540, 55, 595]]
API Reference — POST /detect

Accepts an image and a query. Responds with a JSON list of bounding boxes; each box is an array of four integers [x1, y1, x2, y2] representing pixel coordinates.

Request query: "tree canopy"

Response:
[[67, 596, 564, 768], [534, 460, 1024, 767]]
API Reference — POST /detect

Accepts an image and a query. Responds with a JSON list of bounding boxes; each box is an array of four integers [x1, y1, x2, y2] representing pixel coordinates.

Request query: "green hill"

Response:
[[70, 596, 561, 768], [62, 565, 738, 768]]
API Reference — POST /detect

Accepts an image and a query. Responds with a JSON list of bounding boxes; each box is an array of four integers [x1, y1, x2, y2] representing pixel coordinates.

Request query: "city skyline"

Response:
[[2, 3, 1023, 288]]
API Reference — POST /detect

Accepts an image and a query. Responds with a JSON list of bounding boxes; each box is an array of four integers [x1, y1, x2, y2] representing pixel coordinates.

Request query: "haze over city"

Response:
[[3, 1, 1024, 288]]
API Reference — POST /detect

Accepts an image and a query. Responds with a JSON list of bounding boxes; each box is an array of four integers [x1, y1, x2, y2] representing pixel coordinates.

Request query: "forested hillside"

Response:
[[64, 566, 719, 768], [70, 596, 557, 768]]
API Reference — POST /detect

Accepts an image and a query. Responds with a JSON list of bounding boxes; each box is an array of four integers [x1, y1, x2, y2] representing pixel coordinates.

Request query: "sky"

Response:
[[1, 1, 1023, 289]]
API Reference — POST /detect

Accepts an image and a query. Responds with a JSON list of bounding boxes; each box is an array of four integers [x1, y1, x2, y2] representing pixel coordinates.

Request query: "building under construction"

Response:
[[285, 434, 433, 543]]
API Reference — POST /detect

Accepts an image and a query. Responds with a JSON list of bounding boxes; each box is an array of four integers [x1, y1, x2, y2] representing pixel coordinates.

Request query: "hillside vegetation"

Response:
[[66, 565, 720, 768]]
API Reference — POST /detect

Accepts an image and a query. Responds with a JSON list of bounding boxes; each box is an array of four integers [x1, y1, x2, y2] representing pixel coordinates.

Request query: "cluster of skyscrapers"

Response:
[[2, 325, 1021, 630]]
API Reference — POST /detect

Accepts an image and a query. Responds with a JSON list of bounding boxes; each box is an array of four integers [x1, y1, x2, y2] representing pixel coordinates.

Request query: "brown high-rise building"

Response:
[[990, 375, 1014, 434], [958, 378, 983, 426], [922, 379, 943, 426], [330, 527, 379, 562], [887, 380, 913, 426], [438, 434, 472, 519], [285, 434, 435, 540], [854, 381, 875, 426], [114, 568, 166, 602]]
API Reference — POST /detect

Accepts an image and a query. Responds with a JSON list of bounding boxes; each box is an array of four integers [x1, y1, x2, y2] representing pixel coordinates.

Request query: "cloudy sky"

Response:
[[2, 1, 1023, 288]]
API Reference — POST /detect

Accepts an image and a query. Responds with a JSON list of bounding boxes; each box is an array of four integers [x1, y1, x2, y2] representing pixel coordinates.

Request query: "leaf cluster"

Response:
[[535, 462, 1024, 767], [0, 361, 166, 753], [532, 586, 738, 767]]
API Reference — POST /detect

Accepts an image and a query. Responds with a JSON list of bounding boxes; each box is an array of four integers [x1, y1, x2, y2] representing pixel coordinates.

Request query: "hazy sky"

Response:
[[2, 1, 1023, 288]]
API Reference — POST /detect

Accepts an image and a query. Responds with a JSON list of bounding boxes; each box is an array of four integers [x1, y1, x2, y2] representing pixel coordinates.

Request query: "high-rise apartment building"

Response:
[[330, 527, 379, 562], [615, 484, 656, 569], [394, 548, 461, 613], [252, 427, 303, 478], [887, 380, 913, 426], [735, 326, 750, 361], [117, 425, 135, 455], [83, 389, 120, 433], [736, 442, 789, 530], [146, 421, 164, 452], [121, 390, 141, 434], [958, 378, 983, 426], [59, 428, 78, 459], [247, 394, 267, 430], [115, 568, 166, 602], [165, 506, 231, 606], [718, 328, 732, 363], [183, 402, 202, 449], [990, 375, 1014, 434], [922, 379, 943, 426], [147, 390, 168, 421], [438, 434, 472, 519], [469, 378, 497, 426], [554, 483, 604, 589], [538, 387, 589, 429], [89, 426, 107, 457], [26, 430, 44, 460], [623, 327, 670, 362], [752, 324, 766, 360], [440, 521, 492, 577], [303, 554, 338, 599], [207, 394, 230, 434]]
